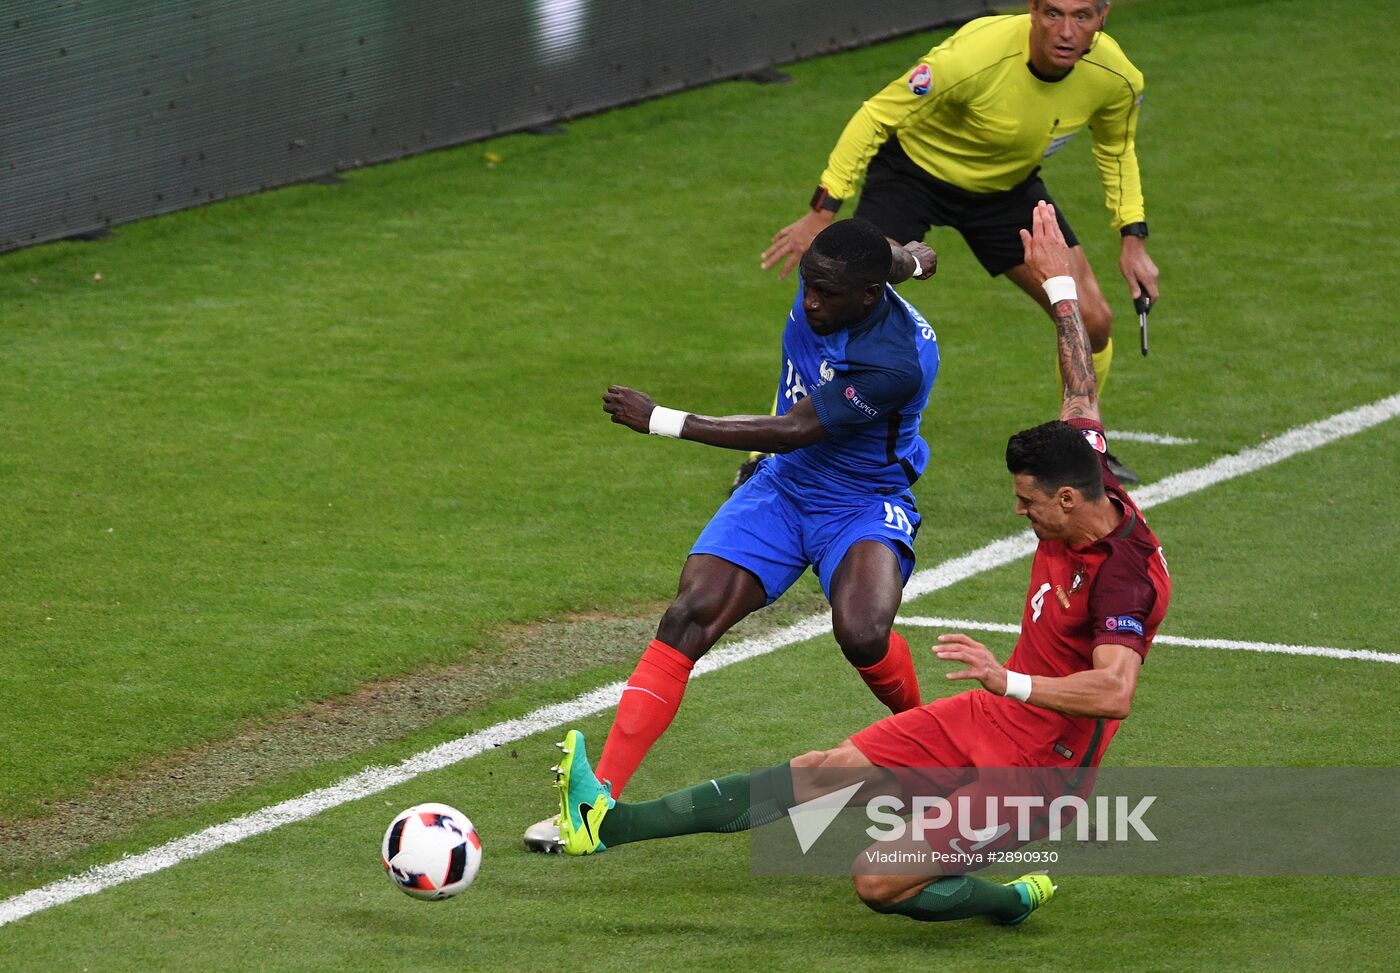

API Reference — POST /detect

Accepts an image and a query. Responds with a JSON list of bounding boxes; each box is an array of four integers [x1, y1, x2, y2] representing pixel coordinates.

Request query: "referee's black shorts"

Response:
[[853, 136, 1079, 277]]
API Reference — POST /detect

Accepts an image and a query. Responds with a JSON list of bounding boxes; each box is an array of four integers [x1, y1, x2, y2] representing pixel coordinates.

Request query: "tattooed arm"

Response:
[[1050, 293, 1101, 424], [1018, 201, 1102, 426]]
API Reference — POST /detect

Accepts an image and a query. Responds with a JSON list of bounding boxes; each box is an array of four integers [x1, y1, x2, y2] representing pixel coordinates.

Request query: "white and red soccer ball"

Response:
[[381, 802, 483, 900]]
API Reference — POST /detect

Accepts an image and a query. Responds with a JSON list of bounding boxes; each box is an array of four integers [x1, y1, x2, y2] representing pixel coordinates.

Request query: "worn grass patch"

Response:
[[0, 584, 830, 877]]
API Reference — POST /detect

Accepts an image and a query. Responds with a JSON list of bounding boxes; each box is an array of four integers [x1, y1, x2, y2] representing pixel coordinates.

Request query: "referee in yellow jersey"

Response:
[[759, 0, 1158, 484]]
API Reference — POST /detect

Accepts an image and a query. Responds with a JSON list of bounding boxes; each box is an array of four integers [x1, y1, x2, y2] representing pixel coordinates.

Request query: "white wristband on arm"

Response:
[[648, 406, 690, 438], [1042, 275, 1078, 305], [1003, 669, 1033, 702], [909, 254, 923, 279]]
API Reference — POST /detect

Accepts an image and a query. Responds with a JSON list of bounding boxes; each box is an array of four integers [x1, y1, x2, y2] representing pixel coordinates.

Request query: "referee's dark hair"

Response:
[[810, 218, 892, 287], [1006, 421, 1106, 499]]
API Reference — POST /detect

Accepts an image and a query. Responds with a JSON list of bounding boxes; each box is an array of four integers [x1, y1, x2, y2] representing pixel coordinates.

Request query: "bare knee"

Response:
[[788, 740, 877, 804], [853, 872, 931, 910], [790, 748, 835, 769], [788, 748, 846, 806], [853, 872, 895, 908], [832, 614, 891, 668], [659, 589, 716, 633], [656, 557, 766, 656], [792, 737, 867, 769], [656, 588, 731, 656]]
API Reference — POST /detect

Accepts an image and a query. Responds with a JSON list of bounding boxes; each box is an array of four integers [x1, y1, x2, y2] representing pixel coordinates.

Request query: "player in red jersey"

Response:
[[551, 201, 1171, 927]]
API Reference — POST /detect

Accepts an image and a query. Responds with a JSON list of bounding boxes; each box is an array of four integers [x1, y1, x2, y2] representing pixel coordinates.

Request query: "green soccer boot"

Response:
[[999, 873, 1057, 925], [554, 729, 614, 856]]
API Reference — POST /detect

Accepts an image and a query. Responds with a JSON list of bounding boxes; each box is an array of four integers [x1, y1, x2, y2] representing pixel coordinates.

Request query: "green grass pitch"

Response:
[[1, 0, 1398, 969]]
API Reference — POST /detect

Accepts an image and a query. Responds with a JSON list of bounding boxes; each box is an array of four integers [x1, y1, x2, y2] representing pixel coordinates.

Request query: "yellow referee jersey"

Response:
[[818, 14, 1146, 228]]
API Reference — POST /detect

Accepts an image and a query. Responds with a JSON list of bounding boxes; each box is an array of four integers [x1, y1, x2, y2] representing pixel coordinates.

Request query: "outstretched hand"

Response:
[[603, 385, 658, 434], [1017, 200, 1073, 287], [761, 210, 833, 280], [933, 633, 1008, 695]]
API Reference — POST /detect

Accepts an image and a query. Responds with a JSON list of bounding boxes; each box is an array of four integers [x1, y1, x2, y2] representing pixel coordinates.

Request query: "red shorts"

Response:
[[851, 693, 1092, 873], [850, 690, 1030, 769]]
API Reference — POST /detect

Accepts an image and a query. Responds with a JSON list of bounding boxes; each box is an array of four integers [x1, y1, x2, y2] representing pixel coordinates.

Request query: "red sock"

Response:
[[596, 640, 695, 797], [857, 631, 921, 713]]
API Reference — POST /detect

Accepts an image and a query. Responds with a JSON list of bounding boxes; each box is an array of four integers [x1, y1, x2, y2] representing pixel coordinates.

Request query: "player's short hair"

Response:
[[809, 218, 892, 287], [1005, 421, 1106, 500]]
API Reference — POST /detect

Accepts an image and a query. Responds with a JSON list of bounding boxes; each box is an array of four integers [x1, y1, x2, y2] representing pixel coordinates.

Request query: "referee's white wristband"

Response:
[[1042, 275, 1078, 305], [909, 254, 923, 279], [1003, 669, 1033, 702], [648, 406, 689, 438]]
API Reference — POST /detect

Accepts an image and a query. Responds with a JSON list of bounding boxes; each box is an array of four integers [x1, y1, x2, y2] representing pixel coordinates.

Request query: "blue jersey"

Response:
[[769, 282, 939, 494]]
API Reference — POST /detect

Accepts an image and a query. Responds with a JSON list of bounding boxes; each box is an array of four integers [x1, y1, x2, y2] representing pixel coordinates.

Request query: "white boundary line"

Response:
[[3, 391, 1398, 927], [903, 392, 1400, 602], [1107, 430, 1198, 446], [896, 616, 1400, 666]]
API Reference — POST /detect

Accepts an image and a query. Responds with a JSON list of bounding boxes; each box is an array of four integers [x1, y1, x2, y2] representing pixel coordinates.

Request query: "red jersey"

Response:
[[975, 418, 1171, 767]]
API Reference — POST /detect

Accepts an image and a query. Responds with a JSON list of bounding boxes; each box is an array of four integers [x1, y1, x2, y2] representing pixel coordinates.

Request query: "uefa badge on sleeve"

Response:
[[908, 64, 932, 96]]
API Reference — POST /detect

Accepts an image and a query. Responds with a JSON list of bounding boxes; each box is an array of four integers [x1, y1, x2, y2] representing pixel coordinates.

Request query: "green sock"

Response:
[[599, 764, 794, 847], [870, 876, 1026, 923]]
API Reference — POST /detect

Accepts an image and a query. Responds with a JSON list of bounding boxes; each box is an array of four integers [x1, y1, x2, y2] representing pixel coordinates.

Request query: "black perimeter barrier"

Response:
[[2, 0, 991, 253]]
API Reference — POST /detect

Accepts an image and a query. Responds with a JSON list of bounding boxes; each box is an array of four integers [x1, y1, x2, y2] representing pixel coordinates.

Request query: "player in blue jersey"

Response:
[[524, 219, 939, 851]]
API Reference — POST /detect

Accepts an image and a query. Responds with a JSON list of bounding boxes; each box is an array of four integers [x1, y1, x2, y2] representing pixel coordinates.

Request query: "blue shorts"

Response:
[[691, 462, 920, 604]]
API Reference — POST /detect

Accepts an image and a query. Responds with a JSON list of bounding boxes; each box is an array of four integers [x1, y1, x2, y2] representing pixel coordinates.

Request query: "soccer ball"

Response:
[[381, 802, 483, 899]]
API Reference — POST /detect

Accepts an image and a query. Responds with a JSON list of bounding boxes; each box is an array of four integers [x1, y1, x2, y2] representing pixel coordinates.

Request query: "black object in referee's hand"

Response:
[[1134, 293, 1152, 356]]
